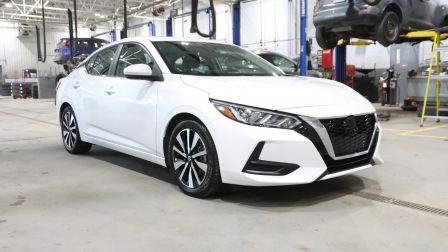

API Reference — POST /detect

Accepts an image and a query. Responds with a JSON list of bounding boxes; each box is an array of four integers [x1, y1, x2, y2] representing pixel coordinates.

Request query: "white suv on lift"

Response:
[[56, 37, 383, 197]]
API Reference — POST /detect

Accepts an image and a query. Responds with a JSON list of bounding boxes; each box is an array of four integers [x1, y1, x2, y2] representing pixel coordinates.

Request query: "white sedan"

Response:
[[56, 37, 383, 197]]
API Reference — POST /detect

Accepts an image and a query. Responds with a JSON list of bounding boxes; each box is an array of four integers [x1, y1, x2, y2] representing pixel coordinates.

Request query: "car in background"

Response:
[[313, 0, 448, 49], [56, 37, 383, 197], [54, 38, 109, 64], [255, 50, 323, 78], [254, 50, 299, 75]]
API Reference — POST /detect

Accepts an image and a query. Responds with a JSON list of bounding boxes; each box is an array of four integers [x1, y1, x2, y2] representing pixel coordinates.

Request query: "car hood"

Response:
[[181, 75, 375, 118]]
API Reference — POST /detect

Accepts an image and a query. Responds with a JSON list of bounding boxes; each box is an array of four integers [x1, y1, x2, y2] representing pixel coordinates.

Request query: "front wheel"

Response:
[[60, 106, 92, 154], [167, 120, 222, 198], [376, 11, 400, 47]]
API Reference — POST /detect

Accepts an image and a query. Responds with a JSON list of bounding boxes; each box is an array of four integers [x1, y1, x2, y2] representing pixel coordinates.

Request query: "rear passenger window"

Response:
[[90, 46, 117, 76]]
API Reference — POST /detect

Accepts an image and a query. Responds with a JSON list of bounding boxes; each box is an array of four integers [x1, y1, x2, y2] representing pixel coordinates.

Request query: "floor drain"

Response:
[[352, 191, 448, 218]]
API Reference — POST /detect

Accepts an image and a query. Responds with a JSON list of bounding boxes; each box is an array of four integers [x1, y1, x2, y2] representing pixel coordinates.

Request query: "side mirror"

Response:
[[124, 64, 154, 80]]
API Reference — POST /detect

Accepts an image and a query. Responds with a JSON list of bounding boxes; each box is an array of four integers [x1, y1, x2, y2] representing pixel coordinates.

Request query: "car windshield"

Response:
[[152, 41, 284, 76]]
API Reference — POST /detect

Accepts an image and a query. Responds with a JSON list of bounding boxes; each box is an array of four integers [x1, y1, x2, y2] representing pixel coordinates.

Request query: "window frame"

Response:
[[111, 42, 157, 79]]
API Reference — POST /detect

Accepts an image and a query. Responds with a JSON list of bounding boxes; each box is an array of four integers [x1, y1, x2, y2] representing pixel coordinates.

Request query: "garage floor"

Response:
[[1, 98, 447, 251]]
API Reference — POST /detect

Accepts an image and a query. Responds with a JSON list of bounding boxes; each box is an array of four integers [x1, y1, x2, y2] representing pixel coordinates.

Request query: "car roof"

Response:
[[253, 49, 287, 57], [108, 36, 229, 45], [61, 37, 108, 42]]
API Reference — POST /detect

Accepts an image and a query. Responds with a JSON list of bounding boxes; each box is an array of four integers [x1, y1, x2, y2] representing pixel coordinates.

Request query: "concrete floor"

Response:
[[0, 98, 447, 252]]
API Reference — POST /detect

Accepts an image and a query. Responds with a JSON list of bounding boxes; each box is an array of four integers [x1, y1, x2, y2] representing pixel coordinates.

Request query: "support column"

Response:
[[148, 22, 156, 36], [110, 31, 117, 42], [335, 45, 347, 84], [299, 0, 307, 76], [166, 17, 173, 37], [208, 8, 216, 40], [232, 1, 240, 45], [122, 0, 128, 39]]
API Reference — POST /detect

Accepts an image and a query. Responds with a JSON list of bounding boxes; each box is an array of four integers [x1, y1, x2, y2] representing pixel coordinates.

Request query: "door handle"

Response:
[[73, 83, 80, 89], [105, 89, 116, 95]]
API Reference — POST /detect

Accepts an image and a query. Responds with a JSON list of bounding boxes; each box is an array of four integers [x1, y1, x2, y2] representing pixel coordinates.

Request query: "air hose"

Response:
[[190, 0, 216, 38]]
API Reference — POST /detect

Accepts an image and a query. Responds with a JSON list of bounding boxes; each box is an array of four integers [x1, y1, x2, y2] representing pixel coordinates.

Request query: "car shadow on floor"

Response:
[[88, 146, 176, 185], [88, 146, 381, 208], [218, 176, 380, 209]]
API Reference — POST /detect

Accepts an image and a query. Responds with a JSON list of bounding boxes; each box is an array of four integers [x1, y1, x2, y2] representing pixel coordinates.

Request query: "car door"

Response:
[[99, 43, 159, 155], [410, 0, 438, 29], [79, 45, 119, 140]]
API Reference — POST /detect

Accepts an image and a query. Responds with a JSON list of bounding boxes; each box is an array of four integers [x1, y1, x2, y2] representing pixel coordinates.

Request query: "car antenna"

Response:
[[190, 0, 216, 38]]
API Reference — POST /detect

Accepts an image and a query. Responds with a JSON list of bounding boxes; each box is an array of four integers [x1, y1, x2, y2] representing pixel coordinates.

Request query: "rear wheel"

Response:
[[167, 120, 222, 198], [60, 106, 92, 154], [316, 27, 339, 49], [376, 11, 400, 47]]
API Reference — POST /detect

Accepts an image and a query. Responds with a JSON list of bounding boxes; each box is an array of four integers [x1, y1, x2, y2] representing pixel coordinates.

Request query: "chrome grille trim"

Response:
[[300, 114, 378, 161]]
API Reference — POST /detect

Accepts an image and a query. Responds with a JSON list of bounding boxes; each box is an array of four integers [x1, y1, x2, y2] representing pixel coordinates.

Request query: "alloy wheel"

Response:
[[172, 128, 208, 189], [62, 110, 78, 150]]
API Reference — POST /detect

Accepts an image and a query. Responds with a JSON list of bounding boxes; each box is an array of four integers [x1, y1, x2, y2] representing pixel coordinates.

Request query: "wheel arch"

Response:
[[163, 112, 206, 158], [59, 102, 72, 121], [441, 15, 448, 27], [383, 3, 403, 23]]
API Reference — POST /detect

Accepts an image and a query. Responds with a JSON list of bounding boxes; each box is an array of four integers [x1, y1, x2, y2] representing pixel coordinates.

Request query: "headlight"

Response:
[[211, 100, 302, 129]]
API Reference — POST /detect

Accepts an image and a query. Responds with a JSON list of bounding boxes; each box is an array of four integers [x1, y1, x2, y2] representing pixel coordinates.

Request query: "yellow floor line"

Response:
[[400, 124, 448, 136], [402, 134, 448, 140], [382, 128, 410, 132]]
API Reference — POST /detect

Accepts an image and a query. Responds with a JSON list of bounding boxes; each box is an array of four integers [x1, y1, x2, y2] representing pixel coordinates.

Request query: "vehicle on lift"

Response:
[[254, 50, 299, 75], [54, 37, 109, 87], [313, 0, 448, 49], [56, 37, 383, 197], [54, 38, 109, 64]]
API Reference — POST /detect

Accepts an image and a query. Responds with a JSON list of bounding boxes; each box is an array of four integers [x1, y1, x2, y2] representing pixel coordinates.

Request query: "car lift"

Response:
[[299, 0, 373, 79], [328, 28, 448, 127], [402, 28, 448, 127]]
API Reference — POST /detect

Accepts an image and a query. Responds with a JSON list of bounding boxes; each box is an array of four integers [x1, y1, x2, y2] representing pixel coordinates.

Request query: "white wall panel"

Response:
[[127, 17, 167, 38], [241, 0, 297, 56], [241, 0, 262, 48], [346, 44, 391, 69]]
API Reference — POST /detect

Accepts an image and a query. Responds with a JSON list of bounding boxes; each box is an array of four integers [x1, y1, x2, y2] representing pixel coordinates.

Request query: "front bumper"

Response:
[[209, 114, 382, 186]]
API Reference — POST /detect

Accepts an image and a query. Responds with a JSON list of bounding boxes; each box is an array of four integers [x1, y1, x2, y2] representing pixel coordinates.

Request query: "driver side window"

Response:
[[115, 43, 155, 77]]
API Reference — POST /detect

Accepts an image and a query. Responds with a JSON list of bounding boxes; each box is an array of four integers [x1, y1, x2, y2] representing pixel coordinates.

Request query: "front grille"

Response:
[[295, 114, 378, 175], [320, 114, 376, 157], [324, 130, 378, 174]]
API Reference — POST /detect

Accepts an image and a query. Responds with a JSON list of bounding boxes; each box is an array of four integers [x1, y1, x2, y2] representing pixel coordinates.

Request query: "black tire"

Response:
[[167, 120, 222, 198], [316, 27, 339, 49], [376, 11, 400, 47], [364, 0, 381, 5], [60, 106, 92, 154]]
